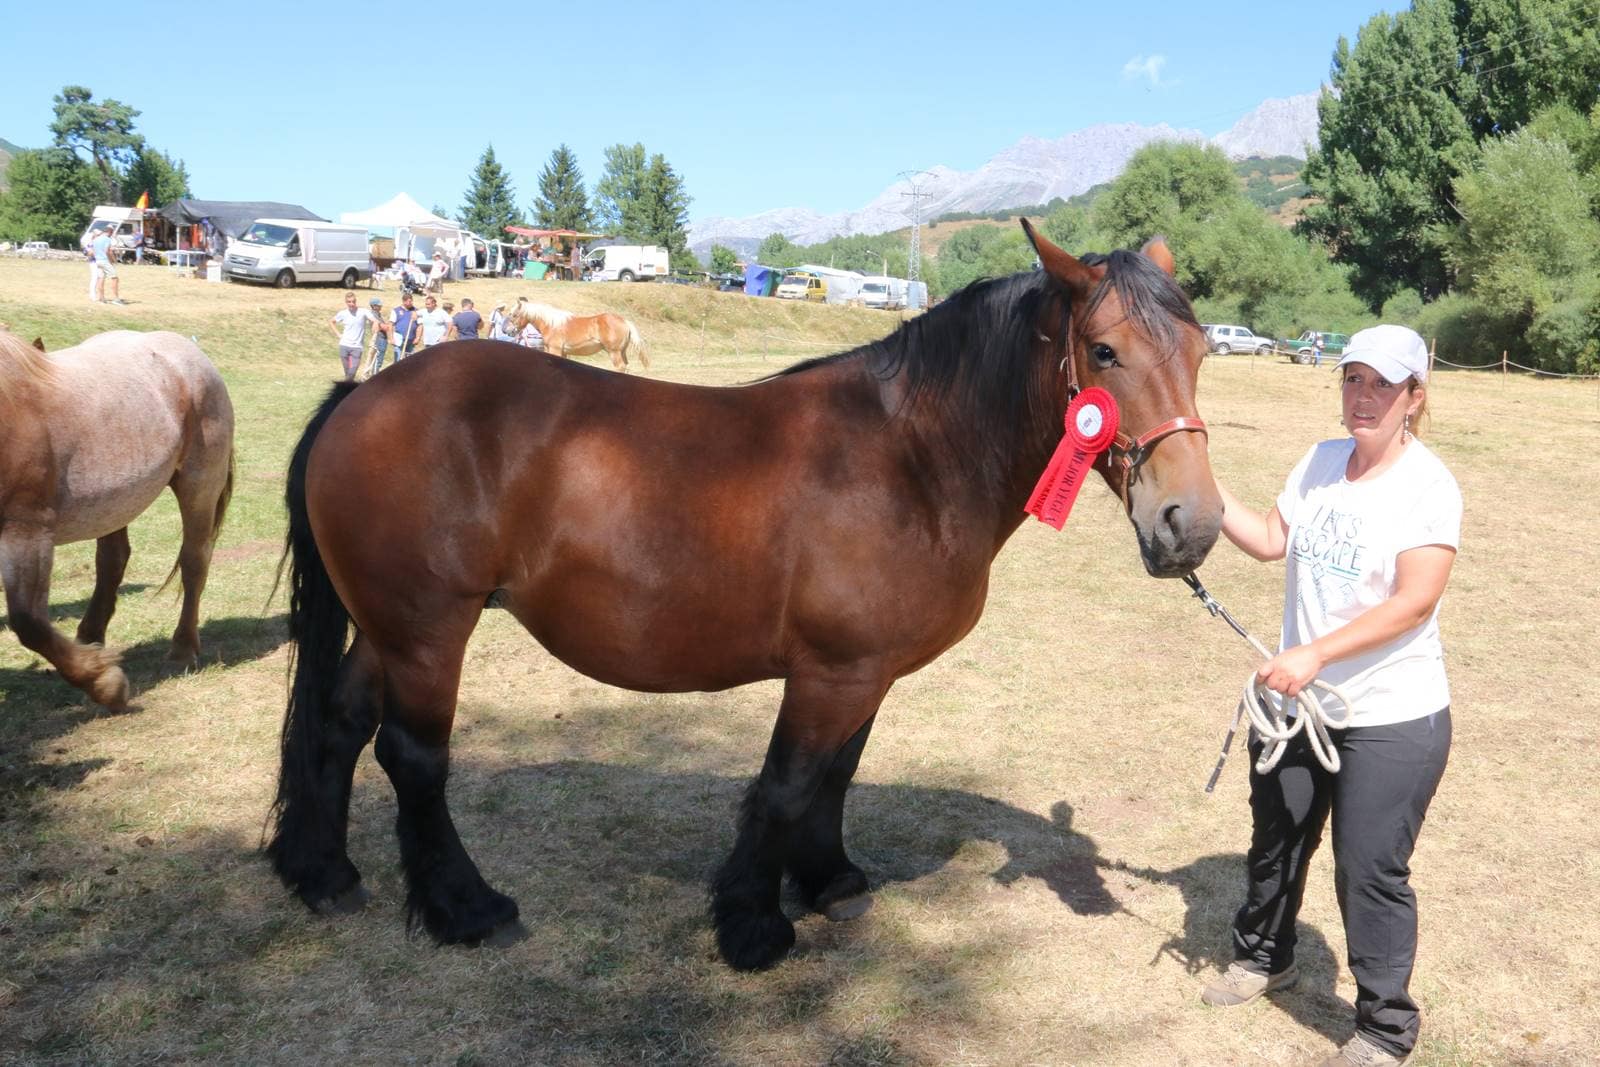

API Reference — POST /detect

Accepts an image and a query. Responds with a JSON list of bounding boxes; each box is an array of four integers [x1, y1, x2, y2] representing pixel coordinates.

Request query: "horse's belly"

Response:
[[51, 468, 173, 544]]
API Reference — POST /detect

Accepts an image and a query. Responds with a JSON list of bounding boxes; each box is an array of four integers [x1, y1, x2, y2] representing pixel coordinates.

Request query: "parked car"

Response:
[[21, 241, 50, 258], [1280, 330, 1351, 365], [776, 272, 827, 302], [224, 219, 371, 289], [1205, 324, 1275, 355]]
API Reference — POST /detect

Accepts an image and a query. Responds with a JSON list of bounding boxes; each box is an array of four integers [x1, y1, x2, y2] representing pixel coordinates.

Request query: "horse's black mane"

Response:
[[770, 249, 1199, 479]]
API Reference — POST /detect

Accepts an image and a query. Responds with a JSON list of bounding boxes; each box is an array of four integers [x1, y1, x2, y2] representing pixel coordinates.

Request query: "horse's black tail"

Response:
[[265, 381, 359, 902]]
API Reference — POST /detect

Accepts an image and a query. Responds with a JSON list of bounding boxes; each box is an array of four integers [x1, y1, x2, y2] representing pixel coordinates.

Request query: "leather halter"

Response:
[[1054, 316, 1209, 507]]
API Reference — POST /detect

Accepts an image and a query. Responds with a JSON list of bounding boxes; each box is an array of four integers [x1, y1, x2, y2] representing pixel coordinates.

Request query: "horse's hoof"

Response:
[[312, 882, 371, 916], [822, 892, 874, 922], [89, 666, 130, 711], [478, 919, 530, 948], [165, 647, 200, 672], [715, 910, 796, 971]]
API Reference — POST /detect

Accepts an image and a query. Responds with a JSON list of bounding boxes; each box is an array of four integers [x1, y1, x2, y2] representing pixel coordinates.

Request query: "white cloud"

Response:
[[1121, 54, 1171, 88]]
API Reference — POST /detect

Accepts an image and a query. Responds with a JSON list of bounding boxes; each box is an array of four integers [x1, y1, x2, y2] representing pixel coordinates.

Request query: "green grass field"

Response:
[[1, 257, 1597, 1065]]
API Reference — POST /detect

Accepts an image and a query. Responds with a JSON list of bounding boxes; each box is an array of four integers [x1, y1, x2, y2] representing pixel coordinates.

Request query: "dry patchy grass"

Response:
[[1, 258, 1597, 1065]]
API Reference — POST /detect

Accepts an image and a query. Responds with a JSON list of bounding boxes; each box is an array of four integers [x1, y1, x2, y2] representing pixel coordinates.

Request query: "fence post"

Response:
[[1502, 350, 1507, 383], [1429, 338, 1436, 380]]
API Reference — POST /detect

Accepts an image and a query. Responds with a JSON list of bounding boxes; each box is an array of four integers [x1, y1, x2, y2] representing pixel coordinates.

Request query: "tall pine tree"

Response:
[[459, 144, 522, 237], [640, 153, 692, 256], [594, 142, 648, 237], [532, 144, 592, 231]]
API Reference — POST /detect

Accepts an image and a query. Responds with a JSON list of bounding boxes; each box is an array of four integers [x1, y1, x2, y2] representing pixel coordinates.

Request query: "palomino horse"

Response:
[[267, 221, 1221, 968], [0, 330, 235, 710], [505, 299, 650, 372]]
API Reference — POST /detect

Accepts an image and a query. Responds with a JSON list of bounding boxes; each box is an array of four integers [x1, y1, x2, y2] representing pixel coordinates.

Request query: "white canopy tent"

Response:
[[340, 193, 464, 266]]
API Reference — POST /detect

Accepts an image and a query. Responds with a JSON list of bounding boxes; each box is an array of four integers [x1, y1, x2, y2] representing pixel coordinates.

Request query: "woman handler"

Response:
[[1201, 325, 1461, 1067]]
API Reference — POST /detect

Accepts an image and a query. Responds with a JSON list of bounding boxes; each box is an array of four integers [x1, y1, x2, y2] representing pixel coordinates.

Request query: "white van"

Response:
[[224, 219, 371, 289], [583, 245, 668, 282]]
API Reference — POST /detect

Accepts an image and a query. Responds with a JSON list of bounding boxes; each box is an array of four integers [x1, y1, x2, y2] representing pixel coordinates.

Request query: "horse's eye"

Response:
[[1091, 343, 1118, 369]]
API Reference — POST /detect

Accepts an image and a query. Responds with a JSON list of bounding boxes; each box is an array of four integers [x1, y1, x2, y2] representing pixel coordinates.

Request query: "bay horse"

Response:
[[267, 221, 1221, 968], [505, 299, 650, 372], [0, 330, 235, 710]]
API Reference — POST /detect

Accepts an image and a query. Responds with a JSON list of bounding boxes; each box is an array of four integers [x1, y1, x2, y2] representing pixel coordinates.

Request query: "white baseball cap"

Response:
[[1334, 324, 1429, 384]]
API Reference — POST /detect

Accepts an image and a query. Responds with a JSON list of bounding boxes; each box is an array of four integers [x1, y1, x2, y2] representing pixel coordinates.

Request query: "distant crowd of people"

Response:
[[330, 290, 543, 381]]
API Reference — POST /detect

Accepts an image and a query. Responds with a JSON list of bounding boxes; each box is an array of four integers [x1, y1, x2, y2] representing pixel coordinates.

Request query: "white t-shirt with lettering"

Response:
[[334, 307, 375, 348], [1275, 438, 1462, 728]]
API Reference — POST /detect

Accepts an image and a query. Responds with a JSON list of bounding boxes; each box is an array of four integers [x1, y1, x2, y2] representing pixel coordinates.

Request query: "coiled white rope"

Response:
[[1183, 574, 1353, 789]]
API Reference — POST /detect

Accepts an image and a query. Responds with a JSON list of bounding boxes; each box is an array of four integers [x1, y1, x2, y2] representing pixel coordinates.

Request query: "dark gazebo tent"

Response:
[[158, 199, 326, 242]]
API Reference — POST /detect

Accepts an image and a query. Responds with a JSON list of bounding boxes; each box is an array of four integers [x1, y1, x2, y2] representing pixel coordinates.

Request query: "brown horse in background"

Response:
[[505, 299, 650, 372], [267, 221, 1221, 969], [0, 330, 235, 710]]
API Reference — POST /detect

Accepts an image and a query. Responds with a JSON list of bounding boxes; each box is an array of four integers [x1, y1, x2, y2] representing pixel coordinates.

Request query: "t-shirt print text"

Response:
[[1293, 503, 1366, 613]]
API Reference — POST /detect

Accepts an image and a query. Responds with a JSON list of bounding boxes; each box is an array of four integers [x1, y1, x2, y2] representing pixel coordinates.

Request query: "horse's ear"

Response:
[[31, 337, 45, 352], [1021, 217, 1098, 294], [1140, 235, 1176, 277]]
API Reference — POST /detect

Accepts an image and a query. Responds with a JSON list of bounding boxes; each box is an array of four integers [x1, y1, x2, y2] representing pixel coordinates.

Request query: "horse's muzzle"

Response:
[[1136, 492, 1223, 578]]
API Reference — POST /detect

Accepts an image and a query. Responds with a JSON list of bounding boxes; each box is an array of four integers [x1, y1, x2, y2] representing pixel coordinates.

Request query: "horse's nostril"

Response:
[[1162, 502, 1184, 538]]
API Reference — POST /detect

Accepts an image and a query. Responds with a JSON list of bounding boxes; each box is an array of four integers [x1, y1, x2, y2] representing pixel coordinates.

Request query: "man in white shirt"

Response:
[[417, 294, 451, 349], [92, 229, 124, 304], [330, 291, 377, 380]]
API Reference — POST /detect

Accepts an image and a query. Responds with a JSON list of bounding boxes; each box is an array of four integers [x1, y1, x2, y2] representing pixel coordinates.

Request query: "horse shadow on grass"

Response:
[[1100, 851, 1350, 1045], [0, 611, 288, 830]]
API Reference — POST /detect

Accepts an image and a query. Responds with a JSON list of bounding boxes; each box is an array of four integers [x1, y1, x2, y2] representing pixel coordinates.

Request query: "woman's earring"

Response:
[[1403, 413, 1411, 442]]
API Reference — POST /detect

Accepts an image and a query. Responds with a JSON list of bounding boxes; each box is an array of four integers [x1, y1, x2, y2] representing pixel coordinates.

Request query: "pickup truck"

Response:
[[1279, 331, 1350, 365]]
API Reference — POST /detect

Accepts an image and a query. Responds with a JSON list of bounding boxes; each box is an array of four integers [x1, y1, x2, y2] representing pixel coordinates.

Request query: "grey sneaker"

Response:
[[1200, 961, 1299, 1006], [1317, 1034, 1413, 1067]]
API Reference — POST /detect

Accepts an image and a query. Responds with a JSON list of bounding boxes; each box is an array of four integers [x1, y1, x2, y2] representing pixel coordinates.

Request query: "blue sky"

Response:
[[1, 0, 1395, 223]]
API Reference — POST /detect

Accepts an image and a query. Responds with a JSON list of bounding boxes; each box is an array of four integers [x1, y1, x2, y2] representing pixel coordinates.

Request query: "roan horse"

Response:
[[0, 330, 235, 710], [268, 221, 1221, 969], [505, 299, 650, 372]]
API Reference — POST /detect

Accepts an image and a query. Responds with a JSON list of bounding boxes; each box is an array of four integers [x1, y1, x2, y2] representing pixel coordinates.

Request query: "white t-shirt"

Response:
[[334, 307, 375, 347], [418, 308, 451, 344], [1275, 438, 1462, 727]]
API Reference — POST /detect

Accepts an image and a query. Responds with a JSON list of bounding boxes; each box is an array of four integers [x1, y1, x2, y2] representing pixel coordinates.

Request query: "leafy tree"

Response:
[[430, 203, 456, 223], [532, 144, 592, 231], [1300, 0, 1600, 309], [934, 226, 1034, 293], [757, 232, 798, 266], [122, 146, 189, 208], [0, 147, 103, 245], [1447, 132, 1600, 322], [1093, 142, 1237, 252], [709, 244, 738, 273], [459, 144, 522, 237], [594, 142, 649, 236], [49, 85, 143, 201]]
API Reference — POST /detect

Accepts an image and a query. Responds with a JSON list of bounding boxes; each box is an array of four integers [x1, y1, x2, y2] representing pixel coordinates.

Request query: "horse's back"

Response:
[[45, 331, 233, 544], [307, 342, 985, 689]]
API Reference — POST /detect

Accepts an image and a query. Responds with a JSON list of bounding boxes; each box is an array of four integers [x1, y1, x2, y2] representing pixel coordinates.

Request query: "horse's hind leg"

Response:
[[786, 713, 878, 922], [0, 528, 128, 709], [712, 671, 888, 970], [75, 527, 131, 646], [373, 626, 523, 946], [165, 454, 231, 666], [269, 634, 385, 914]]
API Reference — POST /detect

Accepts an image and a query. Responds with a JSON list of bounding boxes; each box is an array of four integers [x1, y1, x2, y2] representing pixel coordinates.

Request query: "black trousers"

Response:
[[1232, 707, 1452, 1057]]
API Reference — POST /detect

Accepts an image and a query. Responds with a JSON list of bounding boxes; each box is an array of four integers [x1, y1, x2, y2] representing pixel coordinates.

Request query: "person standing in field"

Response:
[[330, 291, 377, 380], [356, 297, 393, 380], [450, 297, 482, 341], [417, 294, 451, 349], [1313, 331, 1326, 368], [1201, 324, 1461, 1067], [391, 292, 421, 361], [92, 228, 125, 304]]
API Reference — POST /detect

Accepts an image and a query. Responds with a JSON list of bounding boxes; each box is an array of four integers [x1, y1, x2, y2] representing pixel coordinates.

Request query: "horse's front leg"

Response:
[[1, 527, 129, 710], [711, 669, 889, 971], [76, 527, 130, 647]]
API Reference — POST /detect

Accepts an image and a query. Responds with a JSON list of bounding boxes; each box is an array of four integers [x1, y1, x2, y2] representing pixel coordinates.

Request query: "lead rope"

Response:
[[1182, 573, 1354, 792]]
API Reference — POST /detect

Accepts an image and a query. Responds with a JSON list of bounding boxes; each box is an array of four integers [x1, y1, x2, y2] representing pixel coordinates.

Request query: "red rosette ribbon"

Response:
[[1024, 387, 1120, 530]]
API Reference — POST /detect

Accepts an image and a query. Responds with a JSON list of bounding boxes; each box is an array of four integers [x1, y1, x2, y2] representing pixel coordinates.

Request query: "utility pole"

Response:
[[898, 170, 934, 285]]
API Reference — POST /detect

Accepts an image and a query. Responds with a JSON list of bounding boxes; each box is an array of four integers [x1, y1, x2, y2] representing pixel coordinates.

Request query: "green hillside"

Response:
[[0, 137, 23, 192]]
